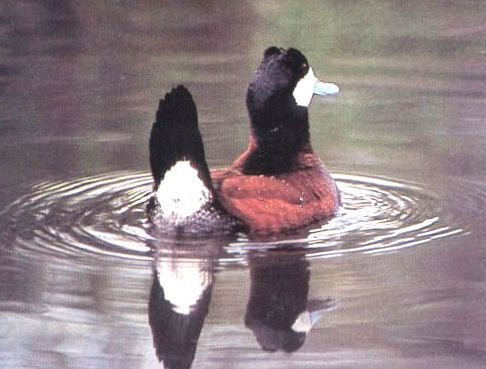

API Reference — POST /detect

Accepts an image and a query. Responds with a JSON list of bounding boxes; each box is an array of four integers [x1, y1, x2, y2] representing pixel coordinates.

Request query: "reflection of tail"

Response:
[[149, 85, 212, 191], [148, 266, 212, 369]]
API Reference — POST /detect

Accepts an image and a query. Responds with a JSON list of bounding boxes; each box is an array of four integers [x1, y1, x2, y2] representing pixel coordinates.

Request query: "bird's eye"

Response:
[[299, 62, 309, 77]]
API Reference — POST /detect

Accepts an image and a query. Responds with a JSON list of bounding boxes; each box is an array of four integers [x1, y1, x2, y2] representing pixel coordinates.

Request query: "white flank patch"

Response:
[[293, 67, 318, 107], [158, 259, 212, 315], [156, 160, 211, 224]]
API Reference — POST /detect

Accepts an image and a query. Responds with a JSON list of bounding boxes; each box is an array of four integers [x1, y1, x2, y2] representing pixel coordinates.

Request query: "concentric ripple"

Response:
[[226, 174, 467, 260], [0, 172, 155, 261], [0, 171, 467, 263]]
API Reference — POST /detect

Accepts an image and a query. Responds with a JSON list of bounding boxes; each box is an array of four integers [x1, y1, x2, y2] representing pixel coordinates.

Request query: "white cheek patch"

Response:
[[156, 160, 211, 223], [293, 67, 340, 107], [293, 67, 318, 107]]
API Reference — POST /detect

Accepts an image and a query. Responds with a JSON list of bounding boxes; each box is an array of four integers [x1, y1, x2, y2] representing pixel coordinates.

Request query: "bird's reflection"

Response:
[[148, 241, 221, 369], [148, 241, 335, 368], [245, 251, 335, 352]]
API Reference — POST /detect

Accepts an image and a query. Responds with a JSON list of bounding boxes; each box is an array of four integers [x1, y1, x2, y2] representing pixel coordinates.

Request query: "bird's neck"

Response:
[[237, 97, 312, 174]]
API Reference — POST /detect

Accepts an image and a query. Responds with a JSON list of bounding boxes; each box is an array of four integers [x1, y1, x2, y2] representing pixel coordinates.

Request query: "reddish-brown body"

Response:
[[211, 137, 340, 235]]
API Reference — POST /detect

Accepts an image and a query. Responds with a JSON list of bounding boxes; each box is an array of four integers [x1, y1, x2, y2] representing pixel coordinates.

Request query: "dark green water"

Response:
[[1, 1, 486, 368]]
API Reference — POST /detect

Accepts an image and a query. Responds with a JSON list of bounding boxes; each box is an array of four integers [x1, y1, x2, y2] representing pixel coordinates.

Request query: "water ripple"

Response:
[[0, 171, 468, 263], [225, 174, 467, 260]]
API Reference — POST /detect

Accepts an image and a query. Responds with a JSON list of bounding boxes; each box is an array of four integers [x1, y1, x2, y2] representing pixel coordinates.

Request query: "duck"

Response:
[[147, 47, 340, 236]]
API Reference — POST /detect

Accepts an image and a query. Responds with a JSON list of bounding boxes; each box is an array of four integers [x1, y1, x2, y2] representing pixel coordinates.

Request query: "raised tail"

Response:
[[149, 85, 212, 191]]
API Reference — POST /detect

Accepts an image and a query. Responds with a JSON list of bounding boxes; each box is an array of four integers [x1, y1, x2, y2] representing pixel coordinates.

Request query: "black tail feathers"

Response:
[[149, 85, 212, 190]]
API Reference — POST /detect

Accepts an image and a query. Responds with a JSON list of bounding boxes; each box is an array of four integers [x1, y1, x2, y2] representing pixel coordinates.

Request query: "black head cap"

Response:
[[246, 47, 311, 113], [262, 47, 309, 80]]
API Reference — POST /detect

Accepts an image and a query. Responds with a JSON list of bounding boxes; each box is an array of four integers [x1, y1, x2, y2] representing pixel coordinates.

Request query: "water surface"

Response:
[[1, 1, 486, 368]]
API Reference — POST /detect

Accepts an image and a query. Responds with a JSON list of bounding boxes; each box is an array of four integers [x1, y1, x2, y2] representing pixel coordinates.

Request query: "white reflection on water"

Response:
[[0, 172, 466, 264]]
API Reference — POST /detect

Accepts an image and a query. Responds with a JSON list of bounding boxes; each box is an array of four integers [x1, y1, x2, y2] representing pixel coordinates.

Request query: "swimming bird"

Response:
[[147, 47, 340, 236]]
